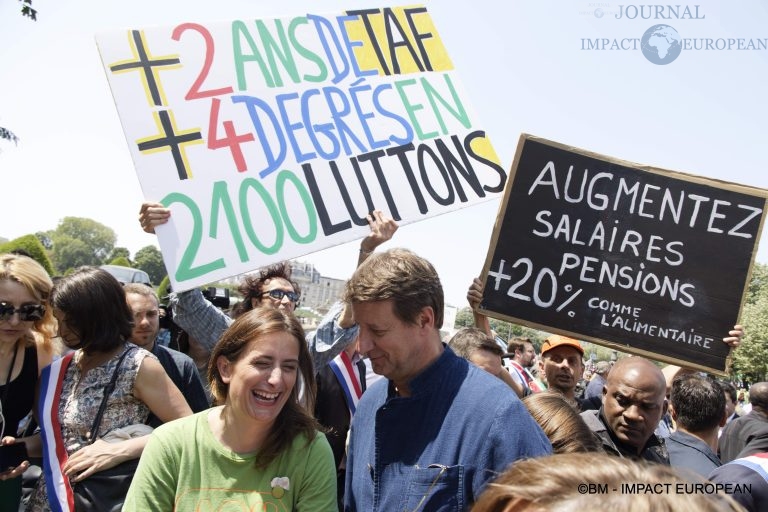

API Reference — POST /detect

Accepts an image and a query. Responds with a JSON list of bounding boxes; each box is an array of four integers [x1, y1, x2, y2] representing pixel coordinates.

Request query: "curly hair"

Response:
[[231, 261, 301, 318]]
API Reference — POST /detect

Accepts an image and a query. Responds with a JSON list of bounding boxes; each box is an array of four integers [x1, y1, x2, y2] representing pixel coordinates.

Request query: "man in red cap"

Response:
[[538, 334, 595, 411]]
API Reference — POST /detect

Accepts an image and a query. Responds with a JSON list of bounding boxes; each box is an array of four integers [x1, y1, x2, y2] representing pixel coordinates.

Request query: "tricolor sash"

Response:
[[509, 361, 543, 393], [732, 452, 768, 480], [328, 351, 363, 416], [38, 353, 75, 512]]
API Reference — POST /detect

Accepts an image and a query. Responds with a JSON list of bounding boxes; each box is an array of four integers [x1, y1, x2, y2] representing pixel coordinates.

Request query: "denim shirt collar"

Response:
[[386, 344, 459, 399]]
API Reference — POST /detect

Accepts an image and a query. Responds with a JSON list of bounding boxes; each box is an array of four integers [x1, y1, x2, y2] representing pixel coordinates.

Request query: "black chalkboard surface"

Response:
[[479, 135, 768, 374]]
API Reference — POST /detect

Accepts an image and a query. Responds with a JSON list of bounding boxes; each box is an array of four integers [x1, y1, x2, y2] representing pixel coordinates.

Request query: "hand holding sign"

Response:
[[139, 202, 171, 235]]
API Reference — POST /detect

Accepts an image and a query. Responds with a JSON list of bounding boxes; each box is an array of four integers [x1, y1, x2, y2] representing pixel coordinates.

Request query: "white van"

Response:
[[100, 265, 152, 286]]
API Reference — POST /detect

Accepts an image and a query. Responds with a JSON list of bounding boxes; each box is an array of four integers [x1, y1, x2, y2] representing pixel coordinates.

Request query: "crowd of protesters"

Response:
[[0, 205, 765, 511]]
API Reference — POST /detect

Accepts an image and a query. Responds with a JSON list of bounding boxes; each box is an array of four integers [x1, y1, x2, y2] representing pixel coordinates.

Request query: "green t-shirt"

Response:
[[123, 409, 337, 511]]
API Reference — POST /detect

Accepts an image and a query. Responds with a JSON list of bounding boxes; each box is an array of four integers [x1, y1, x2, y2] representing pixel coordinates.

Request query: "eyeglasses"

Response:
[[0, 302, 46, 322], [260, 290, 299, 303]]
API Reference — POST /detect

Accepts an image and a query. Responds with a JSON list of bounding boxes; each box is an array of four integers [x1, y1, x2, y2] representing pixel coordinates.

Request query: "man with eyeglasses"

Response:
[[123, 283, 209, 425]]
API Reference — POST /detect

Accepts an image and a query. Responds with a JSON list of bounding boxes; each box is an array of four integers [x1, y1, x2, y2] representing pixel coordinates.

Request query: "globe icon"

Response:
[[641, 24, 682, 65]]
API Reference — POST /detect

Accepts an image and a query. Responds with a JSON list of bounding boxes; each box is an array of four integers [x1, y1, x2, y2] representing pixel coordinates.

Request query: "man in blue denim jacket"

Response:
[[343, 249, 552, 511]]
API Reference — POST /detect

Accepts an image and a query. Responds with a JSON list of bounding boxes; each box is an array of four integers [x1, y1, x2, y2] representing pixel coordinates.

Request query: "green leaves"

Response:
[[20, 0, 37, 21]]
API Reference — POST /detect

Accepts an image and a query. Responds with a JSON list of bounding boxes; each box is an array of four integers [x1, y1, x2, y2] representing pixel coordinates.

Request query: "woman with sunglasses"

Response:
[[0, 254, 57, 511]]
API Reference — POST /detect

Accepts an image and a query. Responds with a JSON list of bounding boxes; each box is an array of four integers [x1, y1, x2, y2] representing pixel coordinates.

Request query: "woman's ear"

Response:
[[217, 356, 232, 384]]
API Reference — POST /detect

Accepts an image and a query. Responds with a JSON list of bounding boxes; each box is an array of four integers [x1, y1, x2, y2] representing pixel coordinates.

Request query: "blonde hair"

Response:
[[472, 453, 742, 512], [0, 253, 57, 351]]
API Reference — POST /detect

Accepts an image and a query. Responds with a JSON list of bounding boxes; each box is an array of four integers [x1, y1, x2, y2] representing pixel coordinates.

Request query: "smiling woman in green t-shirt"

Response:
[[123, 307, 337, 511]]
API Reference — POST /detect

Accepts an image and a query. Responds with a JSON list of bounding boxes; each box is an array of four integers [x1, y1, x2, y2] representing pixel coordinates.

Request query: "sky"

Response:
[[1, 0, 768, 308]]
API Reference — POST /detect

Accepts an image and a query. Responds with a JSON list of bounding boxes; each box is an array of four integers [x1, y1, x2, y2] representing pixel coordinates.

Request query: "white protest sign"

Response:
[[96, 6, 506, 290]]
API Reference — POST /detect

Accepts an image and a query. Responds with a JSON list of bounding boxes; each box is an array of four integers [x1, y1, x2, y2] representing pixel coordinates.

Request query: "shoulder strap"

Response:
[[87, 346, 135, 444]]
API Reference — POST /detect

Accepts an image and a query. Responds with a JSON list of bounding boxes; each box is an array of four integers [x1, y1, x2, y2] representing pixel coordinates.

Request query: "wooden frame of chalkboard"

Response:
[[478, 134, 768, 375]]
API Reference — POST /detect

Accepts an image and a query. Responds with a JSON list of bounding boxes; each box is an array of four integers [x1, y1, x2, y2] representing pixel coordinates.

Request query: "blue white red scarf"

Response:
[[38, 353, 75, 512], [732, 452, 768, 480], [328, 351, 363, 416], [509, 360, 543, 393]]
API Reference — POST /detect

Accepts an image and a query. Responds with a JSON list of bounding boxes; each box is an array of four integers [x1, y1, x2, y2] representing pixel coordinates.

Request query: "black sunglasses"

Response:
[[260, 290, 299, 303], [0, 302, 46, 322]]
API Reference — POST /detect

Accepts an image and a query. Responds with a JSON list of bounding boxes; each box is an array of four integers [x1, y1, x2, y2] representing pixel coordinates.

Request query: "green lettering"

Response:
[[276, 170, 318, 244], [210, 181, 249, 262], [288, 17, 327, 82], [256, 19, 300, 87], [232, 20, 274, 90], [394, 78, 437, 141], [422, 74, 470, 133], [161, 192, 224, 282], [239, 178, 283, 254]]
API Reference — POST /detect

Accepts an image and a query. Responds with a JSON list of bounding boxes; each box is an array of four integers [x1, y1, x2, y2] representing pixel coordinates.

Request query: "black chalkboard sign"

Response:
[[479, 135, 768, 374]]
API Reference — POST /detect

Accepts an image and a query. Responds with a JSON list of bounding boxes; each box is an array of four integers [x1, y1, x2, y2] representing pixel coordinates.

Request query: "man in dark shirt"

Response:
[[720, 382, 768, 463], [666, 373, 724, 477], [581, 357, 669, 464], [124, 283, 209, 426]]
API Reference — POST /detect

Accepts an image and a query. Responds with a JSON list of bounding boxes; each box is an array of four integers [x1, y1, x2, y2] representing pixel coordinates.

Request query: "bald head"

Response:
[[602, 357, 667, 452], [749, 382, 768, 410], [608, 358, 666, 394]]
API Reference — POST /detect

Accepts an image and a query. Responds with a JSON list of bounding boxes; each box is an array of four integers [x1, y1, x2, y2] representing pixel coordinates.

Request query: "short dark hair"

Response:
[[507, 337, 533, 354], [232, 261, 300, 317], [51, 267, 133, 354], [749, 382, 768, 410], [718, 380, 738, 404], [671, 373, 725, 432]]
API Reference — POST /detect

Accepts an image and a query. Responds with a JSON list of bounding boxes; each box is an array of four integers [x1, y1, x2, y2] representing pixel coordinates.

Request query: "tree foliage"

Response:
[[134, 245, 166, 285], [0, 234, 55, 275], [51, 236, 93, 273], [49, 217, 116, 272], [35, 232, 52, 250], [157, 275, 171, 302], [453, 306, 546, 350], [732, 262, 768, 382], [20, 0, 37, 21], [108, 256, 132, 267], [107, 247, 131, 264], [0, 126, 19, 145]]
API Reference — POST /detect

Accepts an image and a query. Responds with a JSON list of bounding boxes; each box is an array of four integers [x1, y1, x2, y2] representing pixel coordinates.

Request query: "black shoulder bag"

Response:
[[73, 347, 141, 512]]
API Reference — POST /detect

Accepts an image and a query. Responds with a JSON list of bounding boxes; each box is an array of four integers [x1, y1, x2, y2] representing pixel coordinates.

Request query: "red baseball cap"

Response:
[[541, 335, 584, 356]]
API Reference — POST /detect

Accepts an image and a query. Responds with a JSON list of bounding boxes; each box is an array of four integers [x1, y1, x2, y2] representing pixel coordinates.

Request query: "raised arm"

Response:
[[138, 201, 232, 352], [467, 277, 493, 338], [169, 289, 233, 353], [309, 210, 398, 366]]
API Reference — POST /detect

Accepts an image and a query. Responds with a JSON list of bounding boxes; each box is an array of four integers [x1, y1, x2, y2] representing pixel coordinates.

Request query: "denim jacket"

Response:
[[344, 346, 552, 511]]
